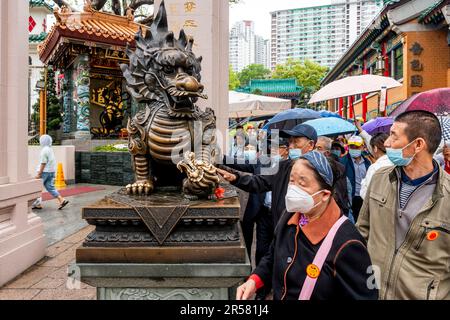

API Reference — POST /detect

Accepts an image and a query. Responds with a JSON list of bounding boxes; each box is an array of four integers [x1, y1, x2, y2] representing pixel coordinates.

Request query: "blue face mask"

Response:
[[244, 150, 257, 161], [331, 150, 342, 158], [349, 149, 362, 158], [271, 154, 282, 163], [289, 149, 303, 160], [386, 140, 416, 167]]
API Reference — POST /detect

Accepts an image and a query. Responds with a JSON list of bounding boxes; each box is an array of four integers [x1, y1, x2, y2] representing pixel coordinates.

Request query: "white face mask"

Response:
[[285, 184, 324, 214]]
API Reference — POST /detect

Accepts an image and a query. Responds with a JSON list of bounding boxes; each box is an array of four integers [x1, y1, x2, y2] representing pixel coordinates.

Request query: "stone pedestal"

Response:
[[0, 0, 46, 286], [75, 188, 251, 300]]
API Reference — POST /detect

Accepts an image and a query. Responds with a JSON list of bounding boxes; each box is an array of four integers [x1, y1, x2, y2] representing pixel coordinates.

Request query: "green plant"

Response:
[[32, 67, 63, 140], [272, 59, 329, 93], [229, 65, 240, 90], [238, 64, 271, 87], [94, 144, 129, 152]]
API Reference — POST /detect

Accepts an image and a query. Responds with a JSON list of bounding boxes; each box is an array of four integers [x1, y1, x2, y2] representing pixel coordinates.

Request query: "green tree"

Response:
[[32, 67, 63, 140], [251, 88, 263, 95], [272, 59, 329, 92], [229, 65, 240, 90], [238, 64, 271, 87]]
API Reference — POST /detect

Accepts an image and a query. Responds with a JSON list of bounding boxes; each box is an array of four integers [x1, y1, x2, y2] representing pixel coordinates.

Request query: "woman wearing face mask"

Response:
[[236, 151, 377, 300]]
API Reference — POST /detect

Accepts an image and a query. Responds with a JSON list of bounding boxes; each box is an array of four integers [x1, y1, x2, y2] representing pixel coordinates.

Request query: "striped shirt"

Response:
[[399, 165, 437, 209]]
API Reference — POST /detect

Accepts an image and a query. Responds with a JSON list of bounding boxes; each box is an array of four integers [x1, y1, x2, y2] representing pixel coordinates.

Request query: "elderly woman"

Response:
[[32, 135, 69, 210], [236, 151, 377, 300]]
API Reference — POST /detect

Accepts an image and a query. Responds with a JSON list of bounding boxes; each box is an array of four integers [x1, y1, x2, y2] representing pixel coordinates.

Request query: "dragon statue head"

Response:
[[121, 0, 206, 118]]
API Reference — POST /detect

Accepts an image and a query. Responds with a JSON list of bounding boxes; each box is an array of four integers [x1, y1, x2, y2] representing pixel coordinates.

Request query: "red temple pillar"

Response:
[[362, 60, 368, 121], [339, 97, 344, 117], [382, 42, 390, 117], [349, 96, 354, 119]]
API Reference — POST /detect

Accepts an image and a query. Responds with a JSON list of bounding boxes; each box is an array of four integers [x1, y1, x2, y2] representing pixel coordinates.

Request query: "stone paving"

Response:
[[0, 225, 96, 300], [0, 184, 120, 300]]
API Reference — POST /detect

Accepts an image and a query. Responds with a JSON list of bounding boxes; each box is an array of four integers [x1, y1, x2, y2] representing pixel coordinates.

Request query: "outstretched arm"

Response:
[[216, 167, 274, 194]]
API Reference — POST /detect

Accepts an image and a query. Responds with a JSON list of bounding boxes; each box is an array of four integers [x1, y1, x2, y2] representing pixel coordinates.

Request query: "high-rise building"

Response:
[[229, 20, 269, 72], [229, 21, 255, 72], [255, 35, 266, 66], [270, 0, 383, 69]]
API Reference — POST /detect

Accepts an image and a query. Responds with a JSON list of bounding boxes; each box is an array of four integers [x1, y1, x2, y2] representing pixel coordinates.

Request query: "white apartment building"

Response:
[[270, 0, 383, 69], [229, 20, 269, 72]]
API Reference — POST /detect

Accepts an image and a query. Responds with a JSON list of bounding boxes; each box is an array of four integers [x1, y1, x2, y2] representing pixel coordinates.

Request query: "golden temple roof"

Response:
[[39, 6, 144, 64]]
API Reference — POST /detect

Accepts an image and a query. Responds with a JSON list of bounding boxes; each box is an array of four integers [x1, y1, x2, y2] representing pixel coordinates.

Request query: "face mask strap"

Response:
[[401, 139, 419, 160]]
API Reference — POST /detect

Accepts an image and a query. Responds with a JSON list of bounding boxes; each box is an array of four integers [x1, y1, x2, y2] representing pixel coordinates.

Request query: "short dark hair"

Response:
[[370, 132, 389, 154], [395, 110, 442, 154]]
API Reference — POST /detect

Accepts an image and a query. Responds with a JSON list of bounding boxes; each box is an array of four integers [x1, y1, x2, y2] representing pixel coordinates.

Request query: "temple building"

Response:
[[38, 5, 144, 143], [29, 0, 54, 122], [322, 0, 450, 120], [237, 78, 303, 107]]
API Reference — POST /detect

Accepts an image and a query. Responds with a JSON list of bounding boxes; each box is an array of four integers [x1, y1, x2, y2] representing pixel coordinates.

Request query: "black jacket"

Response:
[[253, 200, 378, 300], [331, 159, 351, 216], [231, 159, 293, 224], [339, 154, 371, 198], [223, 156, 267, 221]]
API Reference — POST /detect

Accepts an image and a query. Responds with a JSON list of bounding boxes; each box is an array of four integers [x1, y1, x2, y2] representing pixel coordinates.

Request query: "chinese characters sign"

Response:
[[409, 42, 424, 88]]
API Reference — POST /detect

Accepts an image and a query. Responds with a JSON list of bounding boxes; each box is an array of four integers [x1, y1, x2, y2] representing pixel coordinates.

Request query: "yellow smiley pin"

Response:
[[306, 264, 320, 279]]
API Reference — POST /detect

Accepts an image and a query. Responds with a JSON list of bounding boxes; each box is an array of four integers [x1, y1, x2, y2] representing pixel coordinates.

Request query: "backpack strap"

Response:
[[299, 215, 348, 300]]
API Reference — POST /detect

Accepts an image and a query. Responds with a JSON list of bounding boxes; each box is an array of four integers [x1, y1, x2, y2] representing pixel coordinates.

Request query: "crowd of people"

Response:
[[217, 110, 450, 300]]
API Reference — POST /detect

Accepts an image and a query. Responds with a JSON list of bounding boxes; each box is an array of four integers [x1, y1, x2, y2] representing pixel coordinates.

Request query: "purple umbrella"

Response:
[[389, 88, 450, 117], [362, 117, 394, 135]]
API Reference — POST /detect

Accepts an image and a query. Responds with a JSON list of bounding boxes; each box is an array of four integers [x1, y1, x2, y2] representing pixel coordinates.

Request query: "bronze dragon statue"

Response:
[[120, 0, 220, 199]]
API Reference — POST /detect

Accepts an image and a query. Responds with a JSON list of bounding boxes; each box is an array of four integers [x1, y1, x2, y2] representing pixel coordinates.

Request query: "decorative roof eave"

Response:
[[29, 0, 53, 12], [419, 0, 448, 24], [38, 7, 146, 65], [29, 32, 48, 43], [247, 78, 302, 93], [265, 92, 301, 97]]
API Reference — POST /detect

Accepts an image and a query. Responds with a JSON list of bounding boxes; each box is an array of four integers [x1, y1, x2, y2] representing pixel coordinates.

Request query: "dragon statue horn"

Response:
[[151, 0, 169, 35]]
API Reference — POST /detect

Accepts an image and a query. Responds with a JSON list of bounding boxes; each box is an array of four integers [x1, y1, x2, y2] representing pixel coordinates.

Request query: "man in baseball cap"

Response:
[[217, 124, 318, 226], [339, 135, 371, 221], [281, 124, 318, 160]]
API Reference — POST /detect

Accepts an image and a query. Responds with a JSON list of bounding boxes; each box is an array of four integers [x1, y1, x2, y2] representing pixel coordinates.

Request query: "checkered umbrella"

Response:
[[440, 117, 450, 142]]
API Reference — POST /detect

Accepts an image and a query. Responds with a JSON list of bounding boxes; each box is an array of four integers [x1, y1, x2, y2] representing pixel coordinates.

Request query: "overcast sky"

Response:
[[230, 0, 333, 39]]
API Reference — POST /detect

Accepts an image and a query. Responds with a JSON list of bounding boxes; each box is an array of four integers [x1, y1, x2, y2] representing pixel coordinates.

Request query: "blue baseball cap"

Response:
[[281, 124, 318, 143], [300, 151, 334, 187]]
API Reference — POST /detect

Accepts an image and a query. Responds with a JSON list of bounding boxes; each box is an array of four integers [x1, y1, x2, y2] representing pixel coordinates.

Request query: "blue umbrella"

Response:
[[319, 110, 342, 119], [263, 108, 321, 131], [303, 118, 357, 137]]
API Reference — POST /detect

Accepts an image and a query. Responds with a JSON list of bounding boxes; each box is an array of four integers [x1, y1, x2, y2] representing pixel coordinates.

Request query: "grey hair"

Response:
[[317, 136, 332, 152]]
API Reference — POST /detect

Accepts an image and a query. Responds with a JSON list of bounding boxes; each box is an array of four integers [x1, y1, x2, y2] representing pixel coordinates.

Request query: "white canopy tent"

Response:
[[229, 91, 291, 118], [308, 75, 402, 104]]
